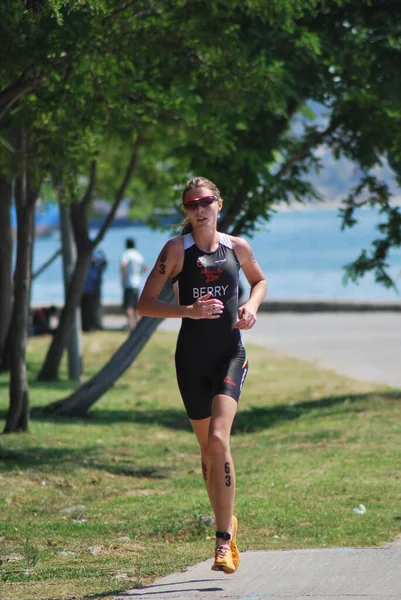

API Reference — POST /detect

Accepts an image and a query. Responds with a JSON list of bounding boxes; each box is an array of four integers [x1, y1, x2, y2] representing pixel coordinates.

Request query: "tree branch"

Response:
[[105, 0, 141, 18], [220, 100, 300, 233], [69, 160, 97, 249], [230, 115, 343, 236], [81, 159, 98, 210], [93, 135, 142, 245], [105, 0, 168, 21], [32, 248, 62, 280], [219, 175, 254, 233], [276, 115, 342, 181], [27, 169, 44, 209], [0, 72, 45, 122]]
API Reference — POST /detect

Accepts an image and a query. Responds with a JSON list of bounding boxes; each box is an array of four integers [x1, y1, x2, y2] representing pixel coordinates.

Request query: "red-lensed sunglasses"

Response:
[[183, 195, 218, 210]]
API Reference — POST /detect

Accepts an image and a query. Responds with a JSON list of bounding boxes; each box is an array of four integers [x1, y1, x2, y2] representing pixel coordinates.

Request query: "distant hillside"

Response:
[[291, 102, 400, 207], [307, 148, 400, 205]]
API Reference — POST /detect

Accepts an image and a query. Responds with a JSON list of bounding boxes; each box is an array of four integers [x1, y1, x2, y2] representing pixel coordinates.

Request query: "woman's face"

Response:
[[183, 186, 223, 229]]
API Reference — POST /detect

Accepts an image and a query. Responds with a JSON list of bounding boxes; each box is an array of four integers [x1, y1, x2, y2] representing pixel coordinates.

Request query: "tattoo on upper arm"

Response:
[[159, 250, 167, 275], [250, 250, 256, 263]]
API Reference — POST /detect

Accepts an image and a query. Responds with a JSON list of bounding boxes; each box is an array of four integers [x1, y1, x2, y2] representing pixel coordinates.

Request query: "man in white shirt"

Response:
[[120, 238, 147, 331]]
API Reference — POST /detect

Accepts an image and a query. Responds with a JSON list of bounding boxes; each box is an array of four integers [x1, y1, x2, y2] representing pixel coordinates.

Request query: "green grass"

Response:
[[1, 330, 401, 599]]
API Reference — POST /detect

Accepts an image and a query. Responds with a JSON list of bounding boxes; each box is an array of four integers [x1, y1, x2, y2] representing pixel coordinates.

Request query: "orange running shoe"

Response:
[[231, 515, 240, 569], [211, 545, 236, 574]]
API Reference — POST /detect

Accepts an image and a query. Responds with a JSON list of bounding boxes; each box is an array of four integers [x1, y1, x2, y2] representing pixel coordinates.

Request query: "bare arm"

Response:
[[137, 238, 224, 320], [231, 237, 267, 330], [120, 260, 126, 285]]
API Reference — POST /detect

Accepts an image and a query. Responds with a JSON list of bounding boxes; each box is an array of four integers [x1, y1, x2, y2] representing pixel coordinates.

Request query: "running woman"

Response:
[[137, 177, 267, 574]]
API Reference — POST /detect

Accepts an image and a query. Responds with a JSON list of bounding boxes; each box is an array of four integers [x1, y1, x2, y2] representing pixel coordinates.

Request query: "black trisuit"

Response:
[[172, 232, 248, 420]]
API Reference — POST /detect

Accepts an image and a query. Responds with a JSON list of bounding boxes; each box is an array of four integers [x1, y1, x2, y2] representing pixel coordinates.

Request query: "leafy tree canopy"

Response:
[[2, 0, 401, 286]]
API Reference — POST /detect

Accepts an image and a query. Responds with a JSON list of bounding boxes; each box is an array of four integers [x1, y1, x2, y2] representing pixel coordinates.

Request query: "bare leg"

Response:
[[126, 307, 136, 331], [209, 394, 237, 548], [190, 394, 237, 548], [190, 417, 214, 508]]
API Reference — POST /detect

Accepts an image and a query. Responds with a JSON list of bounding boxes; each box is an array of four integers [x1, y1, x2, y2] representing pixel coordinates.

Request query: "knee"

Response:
[[208, 429, 229, 456]]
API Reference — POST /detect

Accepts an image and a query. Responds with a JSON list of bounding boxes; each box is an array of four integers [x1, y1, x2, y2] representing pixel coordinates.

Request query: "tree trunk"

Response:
[[37, 137, 141, 382], [0, 174, 13, 363], [59, 202, 83, 382], [0, 327, 12, 373], [36, 189, 94, 382], [42, 282, 175, 417], [4, 143, 39, 433], [36, 244, 92, 381]]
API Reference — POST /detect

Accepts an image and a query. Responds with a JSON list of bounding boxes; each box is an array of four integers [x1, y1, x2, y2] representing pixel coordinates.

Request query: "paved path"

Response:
[[116, 547, 401, 600], [238, 312, 401, 388], [105, 312, 401, 388], [154, 311, 401, 388]]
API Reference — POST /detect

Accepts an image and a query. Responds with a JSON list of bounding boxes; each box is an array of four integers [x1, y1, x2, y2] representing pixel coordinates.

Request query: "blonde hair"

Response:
[[180, 177, 221, 235]]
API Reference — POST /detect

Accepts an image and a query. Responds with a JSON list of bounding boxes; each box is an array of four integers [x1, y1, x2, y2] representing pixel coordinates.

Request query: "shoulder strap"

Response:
[[184, 233, 195, 250], [219, 232, 233, 249]]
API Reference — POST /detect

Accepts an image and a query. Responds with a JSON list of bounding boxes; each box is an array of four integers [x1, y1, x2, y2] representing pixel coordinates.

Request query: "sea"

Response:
[[31, 206, 401, 304]]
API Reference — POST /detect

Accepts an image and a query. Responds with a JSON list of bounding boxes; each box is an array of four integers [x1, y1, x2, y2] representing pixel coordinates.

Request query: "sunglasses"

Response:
[[183, 195, 218, 210]]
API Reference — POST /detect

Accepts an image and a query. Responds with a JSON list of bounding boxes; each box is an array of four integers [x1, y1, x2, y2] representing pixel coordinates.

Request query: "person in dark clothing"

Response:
[[32, 305, 58, 335], [137, 177, 267, 575], [81, 249, 108, 331]]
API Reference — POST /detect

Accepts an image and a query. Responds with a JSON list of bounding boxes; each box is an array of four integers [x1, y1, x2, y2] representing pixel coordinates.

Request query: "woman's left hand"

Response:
[[235, 303, 257, 330]]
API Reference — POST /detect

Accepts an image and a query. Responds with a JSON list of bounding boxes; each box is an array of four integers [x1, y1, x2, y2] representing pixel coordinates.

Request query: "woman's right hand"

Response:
[[188, 292, 224, 319]]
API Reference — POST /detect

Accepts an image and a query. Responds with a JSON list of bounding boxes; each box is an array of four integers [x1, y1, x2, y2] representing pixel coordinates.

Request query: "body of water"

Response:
[[31, 207, 401, 304]]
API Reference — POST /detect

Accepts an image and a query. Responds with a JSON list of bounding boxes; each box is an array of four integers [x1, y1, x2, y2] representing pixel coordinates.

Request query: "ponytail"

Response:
[[180, 218, 193, 235]]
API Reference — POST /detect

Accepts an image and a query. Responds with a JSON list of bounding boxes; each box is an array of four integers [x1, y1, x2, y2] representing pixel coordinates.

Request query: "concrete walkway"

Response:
[[105, 310, 401, 388], [104, 311, 401, 388], [238, 311, 401, 389], [155, 311, 401, 388], [116, 547, 401, 599]]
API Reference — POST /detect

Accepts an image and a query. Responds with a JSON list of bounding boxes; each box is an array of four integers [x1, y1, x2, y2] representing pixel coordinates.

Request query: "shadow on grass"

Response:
[[0, 371, 131, 395], [1, 389, 400, 475], [26, 406, 193, 431], [0, 442, 173, 478], [233, 388, 401, 433], [3, 388, 398, 434], [0, 373, 75, 395]]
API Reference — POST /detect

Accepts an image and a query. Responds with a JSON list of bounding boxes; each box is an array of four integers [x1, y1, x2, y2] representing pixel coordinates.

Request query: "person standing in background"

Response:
[[81, 249, 108, 331], [120, 238, 147, 331]]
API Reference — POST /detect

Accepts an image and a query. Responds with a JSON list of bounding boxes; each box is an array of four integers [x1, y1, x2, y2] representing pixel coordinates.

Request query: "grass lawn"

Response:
[[1, 329, 401, 600]]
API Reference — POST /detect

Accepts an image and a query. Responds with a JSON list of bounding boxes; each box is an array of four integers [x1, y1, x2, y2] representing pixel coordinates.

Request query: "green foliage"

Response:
[[340, 174, 401, 289], [2, 0, 401, 285]]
